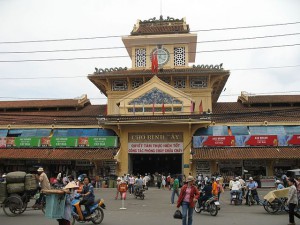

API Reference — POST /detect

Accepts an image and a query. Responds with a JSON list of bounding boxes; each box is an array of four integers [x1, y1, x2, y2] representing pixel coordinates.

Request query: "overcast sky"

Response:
[[0, 0, 299, 105]]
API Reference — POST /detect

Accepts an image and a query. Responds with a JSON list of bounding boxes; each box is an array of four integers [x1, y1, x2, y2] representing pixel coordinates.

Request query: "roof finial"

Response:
[[160, 0, 163, 19]]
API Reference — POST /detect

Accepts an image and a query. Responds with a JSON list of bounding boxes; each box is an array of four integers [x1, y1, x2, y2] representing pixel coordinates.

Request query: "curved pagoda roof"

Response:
[[131, 16, 190, 35]]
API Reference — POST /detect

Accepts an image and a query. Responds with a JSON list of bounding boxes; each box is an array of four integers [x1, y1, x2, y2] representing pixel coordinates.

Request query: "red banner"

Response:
[[245, 135, 278, 146], [203, 136, 235, 147], [288, 135, 300, 145]]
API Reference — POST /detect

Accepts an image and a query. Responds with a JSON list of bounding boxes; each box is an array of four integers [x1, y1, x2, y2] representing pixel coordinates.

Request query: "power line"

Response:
[[1, 90, 300, 101], [0, 64, 299, 80], [0, 43, 299, 63], [0, 21, 299, 45], [1, 32, 300, 54]]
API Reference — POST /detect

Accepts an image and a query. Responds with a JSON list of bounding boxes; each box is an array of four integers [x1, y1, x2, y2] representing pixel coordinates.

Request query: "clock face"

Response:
[[153, 48, 170, 66]]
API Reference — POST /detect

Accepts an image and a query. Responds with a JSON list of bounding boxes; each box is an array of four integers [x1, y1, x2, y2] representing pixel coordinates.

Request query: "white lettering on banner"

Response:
[[128, 142, 183, 154]]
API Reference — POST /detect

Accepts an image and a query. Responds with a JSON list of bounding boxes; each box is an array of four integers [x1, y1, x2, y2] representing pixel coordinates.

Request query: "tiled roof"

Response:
[[192, 147, 300, 160], [90, 67, 228, 77], [0, 104, 105, 126], [238, 94, 300, 104], [131, 17, 189, 35], [0, 96, 90, 109], [0, 148, 116, 160], [212, 102, 300, 123]]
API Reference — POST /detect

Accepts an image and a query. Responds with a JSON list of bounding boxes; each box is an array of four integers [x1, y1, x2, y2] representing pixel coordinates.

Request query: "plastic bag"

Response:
[[173, 209, 182, 219]]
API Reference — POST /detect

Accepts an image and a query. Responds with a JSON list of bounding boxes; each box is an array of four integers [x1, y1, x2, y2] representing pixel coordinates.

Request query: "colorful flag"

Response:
[[142, 101, 145, 114], [104, 104, 107, 116], [151, 51, 158, 74], [199, 100, 203, 114], [162, 100, 165, 115], [190, 101, 195, 113], [133, 102, 135, 115], [152, 97, 156, 115]]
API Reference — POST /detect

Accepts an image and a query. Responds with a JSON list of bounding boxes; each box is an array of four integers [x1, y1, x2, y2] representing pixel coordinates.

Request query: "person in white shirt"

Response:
[[238, 176, 246, 198], [230, 177, 242, 201]]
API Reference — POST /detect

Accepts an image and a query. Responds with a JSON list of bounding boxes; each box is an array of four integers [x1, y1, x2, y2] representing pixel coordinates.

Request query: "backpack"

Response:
[[119, 183, 127, 192]]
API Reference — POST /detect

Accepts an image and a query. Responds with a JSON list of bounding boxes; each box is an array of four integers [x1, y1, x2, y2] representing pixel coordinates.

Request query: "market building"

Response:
[[0, 16, 300, 186]]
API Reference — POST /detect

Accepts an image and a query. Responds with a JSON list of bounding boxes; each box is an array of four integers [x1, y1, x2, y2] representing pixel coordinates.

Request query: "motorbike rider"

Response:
[[80, 177, 95, 220], [229, 177, 242, 203], [198, 180, 213, 209], [245, 177, 260, 205], [134, 175, 143, 195]]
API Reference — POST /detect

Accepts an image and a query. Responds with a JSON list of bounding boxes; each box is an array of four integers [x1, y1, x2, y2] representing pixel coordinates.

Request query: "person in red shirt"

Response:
[[177, 176, 200, 225]]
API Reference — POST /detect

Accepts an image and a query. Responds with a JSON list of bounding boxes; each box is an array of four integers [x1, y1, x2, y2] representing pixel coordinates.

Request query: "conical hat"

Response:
[[64, 182, 79, 189]]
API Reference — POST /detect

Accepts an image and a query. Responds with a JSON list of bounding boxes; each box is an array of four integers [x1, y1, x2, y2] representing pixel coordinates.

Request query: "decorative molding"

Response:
[[94, 67, 128, 74], [193, 63, 223, 70], [142, 16, 184, 23]]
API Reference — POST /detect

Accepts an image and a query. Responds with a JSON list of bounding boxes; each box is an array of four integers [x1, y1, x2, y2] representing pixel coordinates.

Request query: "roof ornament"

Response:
[[193, 63, 223, 70], [94, 67, 128, 74]]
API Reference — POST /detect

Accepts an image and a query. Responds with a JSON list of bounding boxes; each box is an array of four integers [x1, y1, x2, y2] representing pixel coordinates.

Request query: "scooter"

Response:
[[194, 195, 220, 216], [230, 190, 242, 205], [71, 194, 105, 225], [134, 188, 145, 200]]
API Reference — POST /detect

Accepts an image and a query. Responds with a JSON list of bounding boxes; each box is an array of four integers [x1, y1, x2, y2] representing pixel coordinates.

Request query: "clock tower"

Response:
[[88, 16, 230, 177], [122, 16, 197, 70]]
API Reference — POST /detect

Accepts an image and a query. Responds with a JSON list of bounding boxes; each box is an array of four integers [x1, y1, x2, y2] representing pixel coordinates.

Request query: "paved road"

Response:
[[0, 187, 293, 225]]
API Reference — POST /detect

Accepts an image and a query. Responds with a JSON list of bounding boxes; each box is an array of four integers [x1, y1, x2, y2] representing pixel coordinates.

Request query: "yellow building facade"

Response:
[[89, 16, 229, 177]]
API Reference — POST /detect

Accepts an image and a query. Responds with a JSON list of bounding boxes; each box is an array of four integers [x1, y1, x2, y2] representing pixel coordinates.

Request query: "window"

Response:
[[190, 77, 208, 88], [112, 80, 128, 91], [174, 47, 185, 66], [132, 79, 143, 89], [174, 78, 186, 88], [135, 48, 146, 67]]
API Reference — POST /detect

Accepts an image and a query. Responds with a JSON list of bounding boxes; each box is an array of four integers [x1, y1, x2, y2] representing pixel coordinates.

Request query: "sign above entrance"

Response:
[[128, 132, 183, 154], [128, 132, 183, 142]]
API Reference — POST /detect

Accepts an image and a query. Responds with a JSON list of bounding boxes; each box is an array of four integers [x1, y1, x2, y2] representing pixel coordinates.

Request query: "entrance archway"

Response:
[[129, 154, 182, 175]]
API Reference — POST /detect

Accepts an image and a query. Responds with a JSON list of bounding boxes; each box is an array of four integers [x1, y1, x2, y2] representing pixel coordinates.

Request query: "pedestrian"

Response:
[[171, 176, 179, 204], [115, 177, 122, 200], [162, 175, 166, 190], [33, 167, 51, 209], [287, 178, 300, 225], [118, 179, 128, 200], [57, 182, 79, 225], [216, 178, 224, 200], [177, 176, 200, 225], [282, 174, 288, 188], [128, 174, 135, 195], [275, 180, 284, 190], [157, 174, 162, 189]]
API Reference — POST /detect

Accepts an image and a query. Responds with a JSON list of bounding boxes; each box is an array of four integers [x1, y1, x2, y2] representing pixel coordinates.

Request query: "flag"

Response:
[[151, 52, 158, 74], [133, 102, 135, 115], [104, 104, 107, 116], [152, 98, 155, 115], [142, 101, 145, 114], [190, 101, 195, 113], [162, 100, 165, 115], [199, 100, 203, 114]]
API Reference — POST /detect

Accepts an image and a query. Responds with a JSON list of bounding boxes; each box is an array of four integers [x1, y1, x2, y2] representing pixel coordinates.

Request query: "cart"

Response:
[[1, 189, 42, 217]]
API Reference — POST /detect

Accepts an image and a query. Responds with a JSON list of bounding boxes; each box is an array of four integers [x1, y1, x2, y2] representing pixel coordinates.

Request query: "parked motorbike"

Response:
[[231, 190, 242, 205], [71, 194, 105, 225], [134, 188, 145, 200], [194, 196, 220, 216]]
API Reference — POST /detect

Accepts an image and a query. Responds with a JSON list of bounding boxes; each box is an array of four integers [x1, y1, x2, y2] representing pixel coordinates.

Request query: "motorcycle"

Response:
[[71, 194, 105, 225], [134, 188, 145, 200], [231, 190, 242, 205], [194, 196, 220, 216]]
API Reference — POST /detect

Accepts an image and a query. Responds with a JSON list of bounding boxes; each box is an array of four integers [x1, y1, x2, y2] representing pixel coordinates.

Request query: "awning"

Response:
[[192, 147, 300, 160], [0, 148, 116, 160]]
